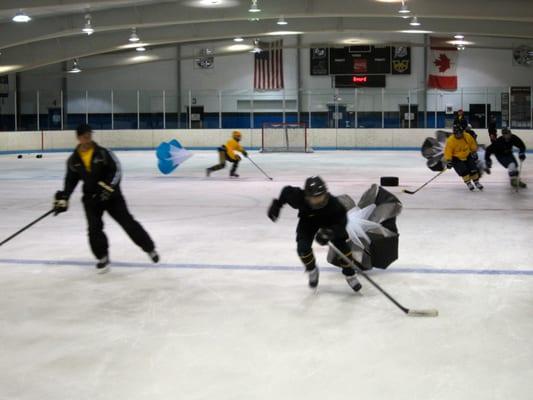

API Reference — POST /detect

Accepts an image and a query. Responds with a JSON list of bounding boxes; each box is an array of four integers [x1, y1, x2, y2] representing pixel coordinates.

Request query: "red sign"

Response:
[[353, 58, 368, 73], [353, 76, 368, 83]]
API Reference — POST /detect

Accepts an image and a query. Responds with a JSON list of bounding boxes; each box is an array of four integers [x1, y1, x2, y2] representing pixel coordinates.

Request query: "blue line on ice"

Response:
[[0, 258, 532, 276]]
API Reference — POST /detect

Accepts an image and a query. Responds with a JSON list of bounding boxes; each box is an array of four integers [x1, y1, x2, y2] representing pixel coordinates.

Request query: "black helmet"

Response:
[[502, 127, 512, 135], [76, 123, 93, 136], [453, 124, 463, 135], [304, 176, 329, 209]]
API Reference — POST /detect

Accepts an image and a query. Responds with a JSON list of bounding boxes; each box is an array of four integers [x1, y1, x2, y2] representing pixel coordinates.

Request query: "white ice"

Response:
[[1, 150, 532, 400]]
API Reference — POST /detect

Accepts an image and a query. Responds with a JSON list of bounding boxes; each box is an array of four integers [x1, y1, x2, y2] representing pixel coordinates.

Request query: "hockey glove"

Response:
[[519, 153, 526, 161], [268, 199, 281, 222], [446, 160, 453, 169], [53, 191, 69, 215], [315, 228, 334, 246], [471, 152, 478, 161], [242, 150, 248, 158], [96, 181, 115, 202]]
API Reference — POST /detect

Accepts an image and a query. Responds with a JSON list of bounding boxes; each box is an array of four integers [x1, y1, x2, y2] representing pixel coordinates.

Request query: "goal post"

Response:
[[261, 122, 312, 153]]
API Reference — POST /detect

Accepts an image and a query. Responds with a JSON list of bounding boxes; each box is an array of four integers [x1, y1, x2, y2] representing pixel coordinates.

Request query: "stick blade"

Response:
[[407, 309, 439, 318], [402, 190, 416, 195]]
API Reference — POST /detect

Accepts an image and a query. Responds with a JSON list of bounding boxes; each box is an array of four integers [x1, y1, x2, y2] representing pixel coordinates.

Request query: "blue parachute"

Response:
[[156, 139, 193, 174]]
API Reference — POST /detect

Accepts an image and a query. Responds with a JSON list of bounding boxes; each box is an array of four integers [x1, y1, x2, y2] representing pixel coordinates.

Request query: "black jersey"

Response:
[[63, 142, 122, 198], [485, 135, 526, 160], [278, 186, 347, 227]]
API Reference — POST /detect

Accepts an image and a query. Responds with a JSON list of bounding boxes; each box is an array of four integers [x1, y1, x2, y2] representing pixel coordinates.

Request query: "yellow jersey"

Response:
[[444, 132, 477, 161], [224, 138, 245, 161]]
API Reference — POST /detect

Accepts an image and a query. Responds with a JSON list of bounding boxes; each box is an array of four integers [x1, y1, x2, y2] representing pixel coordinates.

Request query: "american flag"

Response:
[[254, 40, 284, 90]]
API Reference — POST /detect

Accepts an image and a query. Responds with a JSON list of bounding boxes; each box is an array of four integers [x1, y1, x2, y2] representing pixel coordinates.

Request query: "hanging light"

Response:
[[68, 60, 82, 73], [249, 0, 261, 13], [129, 28, 140, 42], [454, 34, 465, 40], [233, 37, 244, 42], [277, 16, 288, 25], [409, 16, 420, 26], [250, 39, 261, 53], [82, 14, 94, 35], [12, 10, 31, 23], [136, 46, 147, 52], [398, 1, 410, 14]]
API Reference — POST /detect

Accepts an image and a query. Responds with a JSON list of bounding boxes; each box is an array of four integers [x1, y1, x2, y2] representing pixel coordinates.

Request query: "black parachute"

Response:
[[327, 184, 402, 270]]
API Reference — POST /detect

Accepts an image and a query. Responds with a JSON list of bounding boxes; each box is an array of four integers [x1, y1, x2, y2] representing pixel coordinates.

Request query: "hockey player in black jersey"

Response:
[[267, 176, 362, 292], [485, 128, 527, 188], [53, 124, 159, 273]]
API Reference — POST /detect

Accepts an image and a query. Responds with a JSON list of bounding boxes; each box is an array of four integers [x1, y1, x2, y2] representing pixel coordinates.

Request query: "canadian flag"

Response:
[[428, 37, 458, 90]]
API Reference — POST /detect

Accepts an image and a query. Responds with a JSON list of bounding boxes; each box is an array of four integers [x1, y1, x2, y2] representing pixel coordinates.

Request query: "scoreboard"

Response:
[[310, 46, 411, 88], [330, 46, 392, 75]]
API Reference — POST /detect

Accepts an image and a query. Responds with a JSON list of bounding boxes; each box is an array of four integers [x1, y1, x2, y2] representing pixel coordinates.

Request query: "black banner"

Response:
[[310, 48, 329, 76], [391, 46, 411, 75], [0, 75, 8, 98]]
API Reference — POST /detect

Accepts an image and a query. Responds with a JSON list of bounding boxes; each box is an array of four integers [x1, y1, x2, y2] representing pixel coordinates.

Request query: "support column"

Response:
[[297, 34, 302, 123], [177, 44, 182, 129]]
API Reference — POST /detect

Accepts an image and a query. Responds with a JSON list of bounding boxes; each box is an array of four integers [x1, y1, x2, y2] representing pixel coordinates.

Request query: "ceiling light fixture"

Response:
[[250, 39, 261, 53], [68, 60, 82, 74], [129, 28, 140, 42], [398, 1, 410, 14], [249, 0, 261, 13], [266, 31, 302, 36], [82, 14, 94, 35], [409, 16, 420, 26], [277, 16, 288, 25], [400, 29, 433, 34], [12, 10, 31, 23], [136, 46, 147, 52], [454, 34, 465, 40], [233, 37, 244, 42]]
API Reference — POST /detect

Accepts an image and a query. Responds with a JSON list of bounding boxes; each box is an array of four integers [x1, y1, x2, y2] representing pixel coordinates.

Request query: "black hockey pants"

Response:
[[452, 155, 480, 183], [207, 147, 239, 175], [296, 219, 355, 277], [496, 154, 519, 177], [83, 192, 155, 259]]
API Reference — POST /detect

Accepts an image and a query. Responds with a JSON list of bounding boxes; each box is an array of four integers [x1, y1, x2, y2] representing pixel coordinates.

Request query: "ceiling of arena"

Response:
[[1, 0, 533, 73]]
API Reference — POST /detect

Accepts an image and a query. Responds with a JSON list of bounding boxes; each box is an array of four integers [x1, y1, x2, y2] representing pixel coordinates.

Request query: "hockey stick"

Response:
[[403, 169, 446, 195], [0, 209, 55, 247], [246, 155, 273, 181], [328, 243, 438, 317]]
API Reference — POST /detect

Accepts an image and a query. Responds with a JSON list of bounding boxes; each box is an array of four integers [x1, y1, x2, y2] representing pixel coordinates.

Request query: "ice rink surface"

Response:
[[1, 149, 532, 400]]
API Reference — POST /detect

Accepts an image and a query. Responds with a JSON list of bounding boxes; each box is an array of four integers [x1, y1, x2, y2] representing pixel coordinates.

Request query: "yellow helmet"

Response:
[[232, 131, 242, 141]]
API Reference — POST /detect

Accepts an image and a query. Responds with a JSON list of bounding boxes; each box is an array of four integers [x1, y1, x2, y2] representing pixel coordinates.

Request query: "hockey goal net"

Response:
[[261, 122, 312, 152]]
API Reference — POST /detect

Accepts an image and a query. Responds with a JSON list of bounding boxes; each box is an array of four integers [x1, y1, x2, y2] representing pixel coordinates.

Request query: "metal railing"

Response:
[[0, 87, 531, 131]]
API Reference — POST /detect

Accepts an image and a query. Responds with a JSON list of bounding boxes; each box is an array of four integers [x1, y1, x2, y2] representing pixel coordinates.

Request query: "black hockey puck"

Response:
[[380, 176, 399, 187], [17, 154, 22, 159], [36, 154, 42, 159]]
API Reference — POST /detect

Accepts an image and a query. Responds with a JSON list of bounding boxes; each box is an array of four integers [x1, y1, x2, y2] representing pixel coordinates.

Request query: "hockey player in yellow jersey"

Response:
[[206, 131, 248, 178], [444, 124, 483, 191]]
